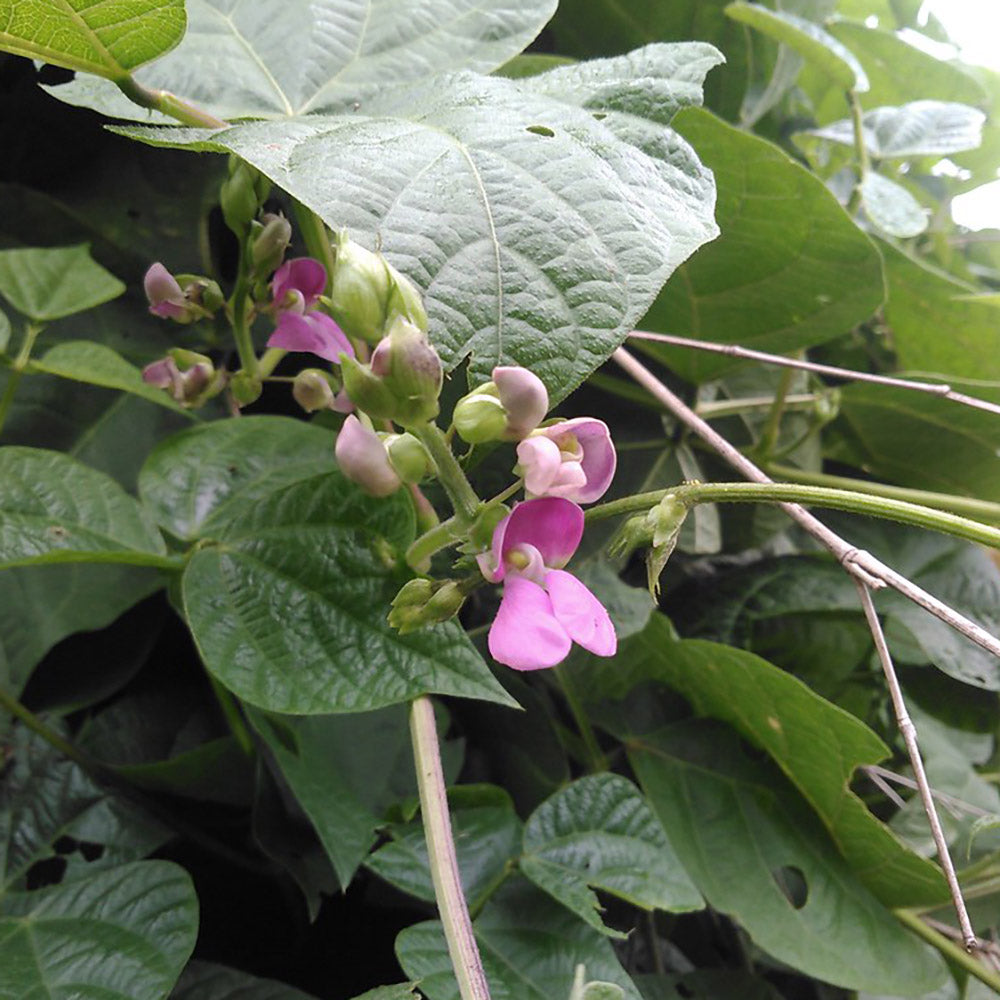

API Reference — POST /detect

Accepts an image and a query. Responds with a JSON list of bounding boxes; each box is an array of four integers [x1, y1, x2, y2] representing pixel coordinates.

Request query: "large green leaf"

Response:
[[46, 0, 557, 120], [860, 172, 927, 238], [638, 109, 884, 382], [171, 960, 323, 999], [31, 340, 190, 412], [115, 47, 721, 401], [0, 728, 167, 890], [139, 416, 336, 541], [0, 244, 124, 322], [574, 616, 947, 908], [520, 773, 701, 936], [0, 860, 198, 1000], [630, 722, 945, 995], [724, 3, 868, 92], [0, 446, 170, 568], [367, 785, 522, 908], [250, 705, 446, 886], [546, 0, 751, 121], [0, 0, 185, 79], [396, 879, 643, 1000]]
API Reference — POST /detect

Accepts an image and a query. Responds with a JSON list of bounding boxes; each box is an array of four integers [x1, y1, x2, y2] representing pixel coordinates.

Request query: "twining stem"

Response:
[[857, 583, 978, 950], [586, 481, 1000, 552], [414, 423, 481, 524], [765, 462, 1000, 526], [0, 321, 41, 435], [555, 666, 607, 772], [410, 696, 492, 1000], [896, 910, 1000, 990]]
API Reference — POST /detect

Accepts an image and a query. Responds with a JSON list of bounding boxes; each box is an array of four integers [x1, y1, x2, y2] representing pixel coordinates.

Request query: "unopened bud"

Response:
[[252, 214, 293, 276], [371, 318, 442, 426], [335, 414, 401, 497], [329, 232, 427, 344], [384, 432, 431, 483], [340, 353, 398, 421], [493, 366, 549, 438], [292, 369, 337, 412], [645, 495, 687, 598], [221, 158, 264, 236], [389, 578, 466, 633], [229, 370, 263, 407], [453, 388, 507, 444]]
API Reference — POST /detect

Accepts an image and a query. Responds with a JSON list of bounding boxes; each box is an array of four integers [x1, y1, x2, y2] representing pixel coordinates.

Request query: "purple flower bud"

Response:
[[144, 263, 188, 320], [493, 366, 549, 437], [335, 414, 401, 497]]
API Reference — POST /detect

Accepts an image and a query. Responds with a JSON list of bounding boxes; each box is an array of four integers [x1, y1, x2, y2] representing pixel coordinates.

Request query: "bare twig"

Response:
[[856, 582, 978, 950], [629, 331, 1000, 419], [612, 348, 1000, 660]]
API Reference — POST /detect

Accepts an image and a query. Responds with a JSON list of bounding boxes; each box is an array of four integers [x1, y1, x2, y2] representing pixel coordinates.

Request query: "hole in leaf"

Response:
[[26, 855, 66, 890], [526, 125, 555, 137], [771, 865, 808, 909]]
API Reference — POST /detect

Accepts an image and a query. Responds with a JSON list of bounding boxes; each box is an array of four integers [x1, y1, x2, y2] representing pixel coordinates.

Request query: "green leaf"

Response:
[[521, 773, 701, 936], [630, 722, 946, 994], [0, 860, 198, 1000], [47, 0, 558, 120], [348, 987, 422, 1000], [805, 101, 986, 157], [1, 728, 167, 890], [635, 970, 785, 1000], [546, 0, 751, 121], [250, 705, 436, 886], [0, 308, 9, 353], [574, 616, 948, 908], [31, 340, 190, 412], [367, 785, 522, 907], [724, 3, 868, 92], [0, 563, 162, 697], [0, 446, 170, 569], [114, 48, 721, 401], [139, 416, 337, 541], [0, 0, 185, 79], [860, 172, 927, 238], [639, 109, 884, 382], [396, 879, 644, 1000], [0, 244, 125, 321], [171, 960, 323, 999]]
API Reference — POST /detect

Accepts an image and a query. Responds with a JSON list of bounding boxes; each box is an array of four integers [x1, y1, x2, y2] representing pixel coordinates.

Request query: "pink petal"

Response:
[[495, 497, 584, 572], [488, 575, 571, 670], [144, 263, 186, 318], [272, 257, 327, 310], [267, 312, 354, 364], [335, 415, 400, 497], [546, 569, 617, 657], [493, 365, 548, 437], [544, 461, 587, 498], [542, 418, 616, 504], [517, 436, 562, 496]]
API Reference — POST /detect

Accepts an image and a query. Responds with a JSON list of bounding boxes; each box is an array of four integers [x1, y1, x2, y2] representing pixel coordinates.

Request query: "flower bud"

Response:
[[329, 232, 427, 344], [229, 370, 263, 407], [453, 388, 507, 444], [384, 432, 431, 483], [335, 414, 401, 497], [493, 366, 548, 438], [221, 158, 265, 236], [388, 578, 466, 634], [292, 369, 337, 413], [340, 353, 398, 421], [370, 318, 442, 426], [143, 352, 221, 408], [252, 213, 292, 277], [645, 495, 687, 598]]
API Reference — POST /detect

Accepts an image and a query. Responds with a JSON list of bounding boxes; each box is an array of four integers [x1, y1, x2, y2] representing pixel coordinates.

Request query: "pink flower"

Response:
[[516, 417, 616, 504], [144, 263, 188, 320], [493, 365, 549, 437], [335, 414, 401, 497], [266, 257, 354, 364], [478, 497, 616, 670]]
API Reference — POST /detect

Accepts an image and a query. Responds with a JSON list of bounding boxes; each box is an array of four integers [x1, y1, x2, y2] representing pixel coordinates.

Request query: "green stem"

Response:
[[586, 481, 1000, 551], [894, 909, 1000, 991], [696, 393, 820, 420], [414, 423, 481, 524], [847, 88, 870, 214], [410, 696, 492, 1000], [765, 462, 1000, 526], [115, 76, 228, 128], [0, 322, 41, 436], [208, 675, 254, 757], [755, 366, 795, 460], [257, 347, 287, 378], [406, 516, 460, 570], [555, 665, 607, 772], [230, 237, 260, 378]]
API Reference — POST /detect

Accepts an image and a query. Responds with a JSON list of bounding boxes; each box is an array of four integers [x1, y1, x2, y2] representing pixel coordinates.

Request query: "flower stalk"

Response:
[[413, 422, 482, 524], [410, 695, 492, 1000]]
